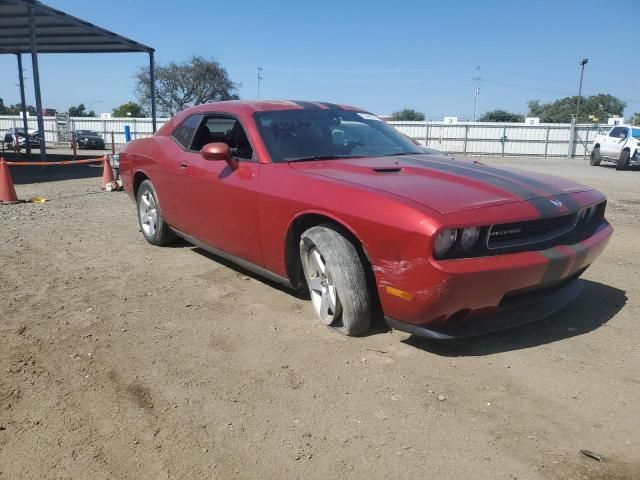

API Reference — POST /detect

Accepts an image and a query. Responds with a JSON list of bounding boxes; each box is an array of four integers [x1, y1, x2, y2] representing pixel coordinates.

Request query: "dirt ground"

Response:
[[1, 156, 638, 480]]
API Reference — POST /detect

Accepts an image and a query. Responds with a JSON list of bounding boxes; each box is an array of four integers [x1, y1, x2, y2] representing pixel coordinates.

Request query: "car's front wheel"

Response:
[[616, 150, 630, 170], [300, 225, 372, 336], [136, 180, 175, 246], [590, 147, 601, 166]]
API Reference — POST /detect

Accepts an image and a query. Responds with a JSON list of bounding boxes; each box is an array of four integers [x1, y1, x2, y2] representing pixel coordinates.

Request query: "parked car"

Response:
[[3, 127, 40, 148], [120, 100, 612, 339], [70, 130, 105, 150], [591, 125, 640, 170]]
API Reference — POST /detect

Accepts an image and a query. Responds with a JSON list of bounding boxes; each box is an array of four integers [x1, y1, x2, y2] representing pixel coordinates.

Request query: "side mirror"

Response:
[[201, 142, 231, 161]]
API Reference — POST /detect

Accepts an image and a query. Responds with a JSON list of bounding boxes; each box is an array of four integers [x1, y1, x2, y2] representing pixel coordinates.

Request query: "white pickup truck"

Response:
[[591, 125, 640, 170]]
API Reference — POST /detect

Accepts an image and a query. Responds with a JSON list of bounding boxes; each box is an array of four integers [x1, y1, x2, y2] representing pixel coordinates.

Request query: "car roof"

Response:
[[157, 100, 369, 137], [187, 100, 364, 115]]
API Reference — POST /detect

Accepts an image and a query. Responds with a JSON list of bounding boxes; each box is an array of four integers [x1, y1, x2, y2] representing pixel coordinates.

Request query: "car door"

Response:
[[159, 114, 204, 231], [602, 126, 624, 158], [173, 114, 263, 266]]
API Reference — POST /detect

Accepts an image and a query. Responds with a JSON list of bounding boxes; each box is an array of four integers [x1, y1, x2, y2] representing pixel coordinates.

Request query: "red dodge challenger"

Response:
[[120, 100, 612, 339]]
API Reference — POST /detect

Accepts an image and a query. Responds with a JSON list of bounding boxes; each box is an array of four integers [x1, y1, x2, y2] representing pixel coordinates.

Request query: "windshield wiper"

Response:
[[384, 152, 416, 157]]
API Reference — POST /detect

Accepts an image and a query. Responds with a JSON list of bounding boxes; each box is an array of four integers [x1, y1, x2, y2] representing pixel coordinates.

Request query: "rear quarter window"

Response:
[[171, 115, 202, 149]]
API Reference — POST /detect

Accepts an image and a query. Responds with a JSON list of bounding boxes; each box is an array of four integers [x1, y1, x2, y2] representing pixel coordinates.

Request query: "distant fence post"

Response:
[[544, 125, 550, 158], [501, 126, 507, 157], [567, 119, 576, 158], [424, 122, 429, 146], [463, 124, 469, 154], [583, 127, 590, 159]]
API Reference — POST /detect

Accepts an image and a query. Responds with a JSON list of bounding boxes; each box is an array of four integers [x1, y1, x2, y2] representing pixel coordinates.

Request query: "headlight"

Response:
[[434, 229, 457, 257], [460, 227, 480, 251]]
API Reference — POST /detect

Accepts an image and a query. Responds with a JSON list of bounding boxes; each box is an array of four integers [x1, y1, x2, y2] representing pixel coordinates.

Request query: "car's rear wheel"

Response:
[[590, 147, 601, 166], [616, 150, 630, 170], [136, 180, 175, 246], [299, 225, 372, 336]]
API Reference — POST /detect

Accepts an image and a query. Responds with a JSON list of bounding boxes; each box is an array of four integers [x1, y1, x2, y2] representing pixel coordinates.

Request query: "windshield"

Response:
[[254, 109, 422, 162], [632, 128, 640, 139]]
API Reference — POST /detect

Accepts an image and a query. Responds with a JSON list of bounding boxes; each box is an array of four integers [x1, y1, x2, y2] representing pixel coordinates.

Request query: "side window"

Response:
[[171, 115, 203, 149], [609, 127, 626, 138], [195, 115, 254, 160]]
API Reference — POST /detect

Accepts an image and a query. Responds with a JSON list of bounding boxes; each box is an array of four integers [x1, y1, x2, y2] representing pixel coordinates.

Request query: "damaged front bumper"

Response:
[[385, 276, 584, 339]]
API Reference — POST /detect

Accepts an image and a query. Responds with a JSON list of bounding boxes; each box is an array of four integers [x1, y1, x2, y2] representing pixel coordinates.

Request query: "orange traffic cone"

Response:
[[0, 158, 19, 203], [101, 155, 115, 189]]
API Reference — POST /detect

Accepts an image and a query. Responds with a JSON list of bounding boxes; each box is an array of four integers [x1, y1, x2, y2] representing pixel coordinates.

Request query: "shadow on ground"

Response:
[[8, 163, 103, 185], [402, 280, 626, 356], [189, 246, 391, 334]]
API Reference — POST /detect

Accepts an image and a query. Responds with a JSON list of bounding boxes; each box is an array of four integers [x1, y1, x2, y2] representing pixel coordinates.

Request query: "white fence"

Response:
[[389, 121, 606, 158], [0, 114, 606, 157], [0, 115, 169, 146]]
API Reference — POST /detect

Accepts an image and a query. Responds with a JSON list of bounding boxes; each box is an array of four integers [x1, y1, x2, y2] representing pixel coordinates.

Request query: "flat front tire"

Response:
[[136, 180, 175, 246], [300, 225, 372, 336]]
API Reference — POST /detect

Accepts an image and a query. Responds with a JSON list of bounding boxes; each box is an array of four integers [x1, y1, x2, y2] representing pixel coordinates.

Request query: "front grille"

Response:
[[488, 214, 577, 249]]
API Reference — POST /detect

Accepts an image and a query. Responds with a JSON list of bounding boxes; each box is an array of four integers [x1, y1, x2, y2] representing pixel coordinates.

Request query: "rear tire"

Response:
[[136, 180, 176, 246], [299, 225, 372, 336], [616, 150, 630, 171], [590, 148, 601, 166]]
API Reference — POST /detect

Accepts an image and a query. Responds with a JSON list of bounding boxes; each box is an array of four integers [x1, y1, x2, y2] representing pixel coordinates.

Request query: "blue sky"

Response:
[[1, 0, 638, 118]]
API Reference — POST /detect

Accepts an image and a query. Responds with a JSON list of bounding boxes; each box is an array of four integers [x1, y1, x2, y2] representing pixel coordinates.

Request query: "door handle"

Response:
[[179, 162, 189, 170]]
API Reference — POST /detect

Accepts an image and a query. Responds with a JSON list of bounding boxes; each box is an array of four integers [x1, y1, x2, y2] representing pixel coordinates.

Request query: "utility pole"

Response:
[[472, 66, 481, 122], [257, 67, 263, 99], [575, 58, 588, 122]]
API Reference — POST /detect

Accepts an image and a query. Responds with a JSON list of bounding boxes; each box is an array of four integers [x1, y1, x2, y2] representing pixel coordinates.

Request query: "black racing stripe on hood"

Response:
[[318, 102, 343, 110], [450, 161, 582, 211], [528, 197, 569, 218], [290, 100, 322, 109], [399, 156, 550, 215]]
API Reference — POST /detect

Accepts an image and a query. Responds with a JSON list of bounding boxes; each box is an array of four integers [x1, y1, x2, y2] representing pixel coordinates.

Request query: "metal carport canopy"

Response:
[[0, 0, 157, 160]]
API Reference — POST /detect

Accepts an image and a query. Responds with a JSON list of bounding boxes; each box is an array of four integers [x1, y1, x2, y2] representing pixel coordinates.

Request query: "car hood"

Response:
[[288, 154, 592, 214], [78, 135, 102, 140]]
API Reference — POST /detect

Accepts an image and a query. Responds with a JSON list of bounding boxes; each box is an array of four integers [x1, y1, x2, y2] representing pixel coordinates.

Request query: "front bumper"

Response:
[[379, 220, 613, 338], [386, 276, 584, 339]]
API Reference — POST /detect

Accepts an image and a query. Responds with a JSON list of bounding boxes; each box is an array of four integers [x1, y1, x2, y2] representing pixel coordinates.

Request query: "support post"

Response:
[[28, 6, 46, 161], [544, 125, 550, 158], [16, 54, 31, 159], [567, 119, 576, 158], [463, 124, 469, 154], [149, 51, 157, 133]]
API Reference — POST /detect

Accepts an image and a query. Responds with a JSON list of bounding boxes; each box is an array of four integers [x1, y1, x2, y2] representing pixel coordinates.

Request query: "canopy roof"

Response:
[[0, 0, 153, 54]]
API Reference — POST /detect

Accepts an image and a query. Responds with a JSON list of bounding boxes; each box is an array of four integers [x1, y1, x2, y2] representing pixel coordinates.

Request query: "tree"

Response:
[[630, 112, 640, 125], [527, 94, 625, 123], [0, 98, 37, 116], [135, 56, 239, 116], [390, 109, 425, 121], [68, 103, 96, 117], [112, 101, 146, 118], [478, 109, 524, 122]]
